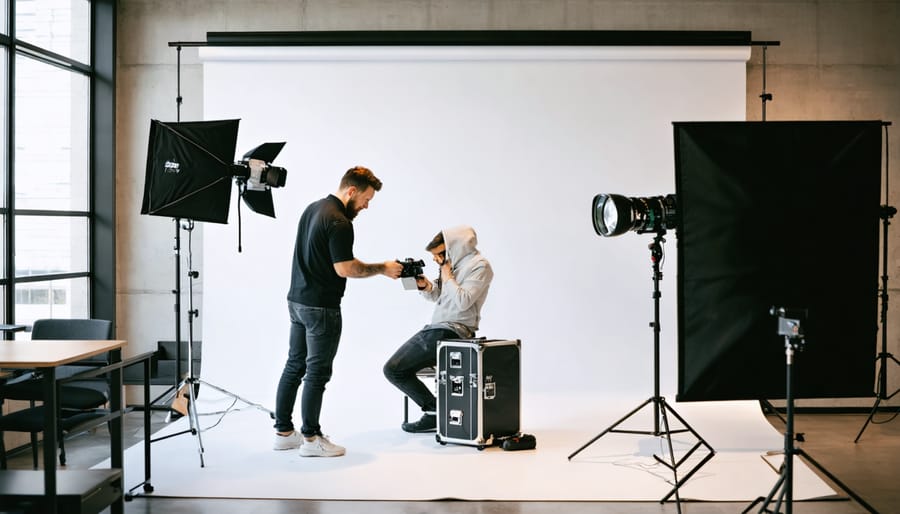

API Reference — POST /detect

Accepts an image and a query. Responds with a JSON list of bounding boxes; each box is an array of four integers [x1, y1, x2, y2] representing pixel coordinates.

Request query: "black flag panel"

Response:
[[675, 121, 882, 401]]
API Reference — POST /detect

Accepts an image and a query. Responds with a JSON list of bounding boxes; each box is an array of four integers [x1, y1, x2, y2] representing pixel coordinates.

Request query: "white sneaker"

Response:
[[299, 435, 346, 457], [273, 431, 303, 451]]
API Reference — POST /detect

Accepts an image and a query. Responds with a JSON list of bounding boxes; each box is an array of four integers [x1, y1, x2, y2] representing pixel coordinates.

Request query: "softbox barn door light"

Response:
[[141, 119, 240, 224], [675, 121, 882, 402]]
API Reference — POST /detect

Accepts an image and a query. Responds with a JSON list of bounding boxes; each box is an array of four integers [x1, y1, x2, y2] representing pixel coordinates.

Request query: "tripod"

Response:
[[568, 231, 715, 512], [151, 219, 274, 468], [855, 203, 900, 443], [745, 309, 878, 514]]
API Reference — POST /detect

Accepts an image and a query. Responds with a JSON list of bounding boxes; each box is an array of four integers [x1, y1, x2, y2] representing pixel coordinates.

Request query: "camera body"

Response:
[[398, 258, 425, 290]]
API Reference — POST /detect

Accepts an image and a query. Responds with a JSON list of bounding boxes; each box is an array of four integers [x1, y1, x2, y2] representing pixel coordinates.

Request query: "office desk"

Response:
[[0, 339, 126, 514]]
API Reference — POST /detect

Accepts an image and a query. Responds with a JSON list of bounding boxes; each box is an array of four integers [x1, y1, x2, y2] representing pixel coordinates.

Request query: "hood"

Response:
[[443, 225, 478, 264]]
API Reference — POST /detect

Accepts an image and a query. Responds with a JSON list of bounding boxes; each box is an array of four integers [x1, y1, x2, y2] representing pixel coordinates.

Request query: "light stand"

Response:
[[142, 45, 277, 468], [754, 41, 788, 428], [150, 220, 274, 467], [150, 219, 206, 466], [744, 308, 878, 514], [856, 121, 898, 443], [568, 231, 715, 511]]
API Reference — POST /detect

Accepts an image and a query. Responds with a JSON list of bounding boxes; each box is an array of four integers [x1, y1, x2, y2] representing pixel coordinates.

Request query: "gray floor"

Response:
[[4, 405, 899, 513]]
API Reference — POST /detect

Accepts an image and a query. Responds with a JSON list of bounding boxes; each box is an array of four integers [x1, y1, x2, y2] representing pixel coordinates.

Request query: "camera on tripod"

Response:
[[770, 306, 807, 351], [398, 258, 426, 290]]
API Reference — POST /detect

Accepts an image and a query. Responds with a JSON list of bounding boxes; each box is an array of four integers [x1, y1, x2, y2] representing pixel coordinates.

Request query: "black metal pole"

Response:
[[173, 43, 184, 397], [173, 219, 182, 395], [784, 340, 794, 513], [760, 45, 772, 121], [855, 122, 898, 443], [878, 209, 890, 402], [651, 233, 663, 434]]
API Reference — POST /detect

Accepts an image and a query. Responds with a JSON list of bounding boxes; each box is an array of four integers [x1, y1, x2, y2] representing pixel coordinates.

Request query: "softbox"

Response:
[[141, 119, 240, 224], [675, 121, 882, 401]]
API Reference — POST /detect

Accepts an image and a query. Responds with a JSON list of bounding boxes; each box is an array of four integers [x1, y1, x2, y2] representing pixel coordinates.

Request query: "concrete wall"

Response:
[[116, 0, 900, 407]]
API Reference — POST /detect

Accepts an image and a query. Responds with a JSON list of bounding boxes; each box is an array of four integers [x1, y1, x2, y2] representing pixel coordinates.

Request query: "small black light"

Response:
[[591, 193, 678, 237]]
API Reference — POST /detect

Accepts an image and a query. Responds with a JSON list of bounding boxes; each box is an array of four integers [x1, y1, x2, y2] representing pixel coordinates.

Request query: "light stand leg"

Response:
[[567, 398, 653, 458], [657, 400, 683, 514], [185, 376, 205, 467], [855, 353, 900, 443], [657, 399, 716, 502], [568, 232, 714, 508], [196, 379, 274, 418], [794, 449, 878, 513]]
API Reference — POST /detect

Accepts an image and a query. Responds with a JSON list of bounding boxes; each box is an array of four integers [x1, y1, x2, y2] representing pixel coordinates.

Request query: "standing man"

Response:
[[274, 166, 403, 457], [383, 225, 493, 432]]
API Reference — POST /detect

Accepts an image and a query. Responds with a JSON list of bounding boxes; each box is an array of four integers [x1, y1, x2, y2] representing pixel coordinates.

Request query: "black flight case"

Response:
[[436, 338, 521, 450]]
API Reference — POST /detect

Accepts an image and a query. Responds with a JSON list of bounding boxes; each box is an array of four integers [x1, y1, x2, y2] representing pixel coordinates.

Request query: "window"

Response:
[[0, 0, 114, 336]]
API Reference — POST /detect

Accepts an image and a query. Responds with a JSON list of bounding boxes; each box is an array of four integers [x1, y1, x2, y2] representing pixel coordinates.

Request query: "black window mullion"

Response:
[[92, 0, 116, 327], [4, 2, 16, 330]]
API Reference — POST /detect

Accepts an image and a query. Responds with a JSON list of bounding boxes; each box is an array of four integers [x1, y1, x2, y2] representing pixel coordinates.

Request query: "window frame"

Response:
[[0, 0, 115, 333]]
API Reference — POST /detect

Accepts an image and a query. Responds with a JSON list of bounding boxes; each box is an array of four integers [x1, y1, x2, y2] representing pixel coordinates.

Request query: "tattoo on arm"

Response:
[[350, 260, 385, 278]]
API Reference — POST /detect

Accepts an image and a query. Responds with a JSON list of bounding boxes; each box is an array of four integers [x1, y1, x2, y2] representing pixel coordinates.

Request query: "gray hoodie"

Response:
[[421, 225, 493, 337]]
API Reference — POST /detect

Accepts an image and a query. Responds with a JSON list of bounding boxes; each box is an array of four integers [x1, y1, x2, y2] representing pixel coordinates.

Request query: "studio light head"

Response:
[[591, 193, 677, 237], [231, 142, 289, 218], [231, 142, 288, 190]]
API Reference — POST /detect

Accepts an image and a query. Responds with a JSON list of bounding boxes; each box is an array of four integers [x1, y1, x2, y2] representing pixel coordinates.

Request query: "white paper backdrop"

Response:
[[196, 45, 748, 419]]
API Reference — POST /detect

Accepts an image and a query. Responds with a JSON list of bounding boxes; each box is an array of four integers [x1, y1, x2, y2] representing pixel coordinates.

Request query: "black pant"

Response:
[[383, 327, 458, 413]]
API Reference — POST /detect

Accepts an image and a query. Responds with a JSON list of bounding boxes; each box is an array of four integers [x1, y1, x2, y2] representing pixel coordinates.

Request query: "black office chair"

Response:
[[0, 318, 113, 469]]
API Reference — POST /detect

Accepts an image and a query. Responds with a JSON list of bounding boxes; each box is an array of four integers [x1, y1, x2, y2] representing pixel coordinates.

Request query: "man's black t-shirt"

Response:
[[287, 195, 355, 308]]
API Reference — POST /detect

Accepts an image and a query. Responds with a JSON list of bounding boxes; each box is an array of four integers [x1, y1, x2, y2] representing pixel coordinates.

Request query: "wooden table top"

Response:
[[0, 340, 126, 368]]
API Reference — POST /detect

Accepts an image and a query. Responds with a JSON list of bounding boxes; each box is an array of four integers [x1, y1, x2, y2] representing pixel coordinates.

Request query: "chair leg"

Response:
[[30, 432, 38, 469], [0, 431, 6, 470], [59, 434, 66, 466]]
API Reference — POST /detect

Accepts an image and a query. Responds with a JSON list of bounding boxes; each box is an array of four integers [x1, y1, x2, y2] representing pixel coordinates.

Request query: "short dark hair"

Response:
[[425, 231, 444, 251], [340, 166, 382, 192]]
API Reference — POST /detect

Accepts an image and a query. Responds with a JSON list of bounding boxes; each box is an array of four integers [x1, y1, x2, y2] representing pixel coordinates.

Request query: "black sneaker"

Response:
[[402, 413, 436, 433]]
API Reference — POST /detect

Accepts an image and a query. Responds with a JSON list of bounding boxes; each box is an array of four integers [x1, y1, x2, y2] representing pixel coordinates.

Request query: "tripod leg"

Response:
[[657, 400, 682, 514], [657, 399, 716, 502], [197, 379, 275, 418], [795, 449, 878, 513], [744, 470, 785, 514], [185, 379, 205, 467], [568, 397, 653, 460], [854, 394, 883, 443], [760, 399, 787, 425]]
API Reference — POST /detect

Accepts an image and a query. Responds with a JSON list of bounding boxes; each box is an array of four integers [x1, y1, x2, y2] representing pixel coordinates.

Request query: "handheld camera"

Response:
[[398, 258, 425, 290]]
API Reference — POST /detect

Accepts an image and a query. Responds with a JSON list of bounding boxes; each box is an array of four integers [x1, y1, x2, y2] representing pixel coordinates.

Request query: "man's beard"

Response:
[[346, 198, 363, 220]]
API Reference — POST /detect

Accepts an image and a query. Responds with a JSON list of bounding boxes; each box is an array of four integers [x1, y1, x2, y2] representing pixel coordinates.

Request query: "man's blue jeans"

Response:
[[274, 301, 342, 436], [383, 327, 458, 414]]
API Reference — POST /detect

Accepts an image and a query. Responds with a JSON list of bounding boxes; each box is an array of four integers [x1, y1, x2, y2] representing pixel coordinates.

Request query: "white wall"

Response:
[[195, 46, 748, 413]]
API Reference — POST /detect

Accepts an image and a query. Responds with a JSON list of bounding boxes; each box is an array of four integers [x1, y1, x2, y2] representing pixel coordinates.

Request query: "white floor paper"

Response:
[[109, 390, 837, 502]]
